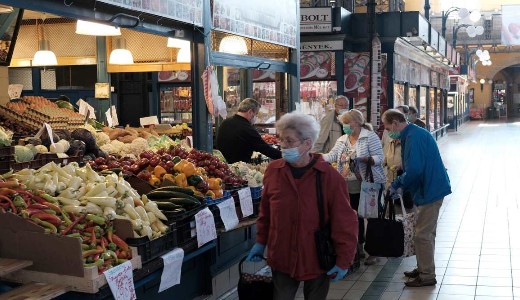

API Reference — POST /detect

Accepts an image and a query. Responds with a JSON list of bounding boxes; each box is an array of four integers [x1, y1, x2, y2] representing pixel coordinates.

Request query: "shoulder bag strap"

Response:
[[364, 157, 375, 183], [316, 171, 325, 229]]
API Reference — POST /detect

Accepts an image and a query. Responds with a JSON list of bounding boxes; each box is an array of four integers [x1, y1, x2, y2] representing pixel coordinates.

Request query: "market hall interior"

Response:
[[221, 118, 520, 300]]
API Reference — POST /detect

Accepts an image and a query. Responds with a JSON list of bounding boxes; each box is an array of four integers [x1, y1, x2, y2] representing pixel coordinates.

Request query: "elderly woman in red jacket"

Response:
[[246, 111, 358, 300]]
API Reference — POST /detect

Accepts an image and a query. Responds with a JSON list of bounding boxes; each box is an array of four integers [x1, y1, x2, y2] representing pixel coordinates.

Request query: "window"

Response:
[[41, 65, 97, 90]]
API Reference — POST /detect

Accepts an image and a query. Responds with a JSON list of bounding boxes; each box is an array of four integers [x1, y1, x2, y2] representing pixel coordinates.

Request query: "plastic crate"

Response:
[[208, 203, 225, 229], [250, 186, 263, 200], [126, 226, 178, 265], [205, 190, 232, 205], [164, 206, 205, 247], [0, 146, 14, 157], [0, 160, 14, 173]]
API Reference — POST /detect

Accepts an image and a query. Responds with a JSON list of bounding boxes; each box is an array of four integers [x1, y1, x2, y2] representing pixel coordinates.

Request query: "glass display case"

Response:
[[158, 71, 192, 124], [299, 81, 337, 122], [394, 83, 405, 107], [253, 70, 276, 124]]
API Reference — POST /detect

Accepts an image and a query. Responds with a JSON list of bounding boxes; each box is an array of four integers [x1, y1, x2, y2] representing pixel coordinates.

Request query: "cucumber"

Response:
[[155, 201, 183, 211], [147, 190, 203, 202], [168, 197, 200, 209], [154, 186, 195, 195], [164, 208, 186, 215]]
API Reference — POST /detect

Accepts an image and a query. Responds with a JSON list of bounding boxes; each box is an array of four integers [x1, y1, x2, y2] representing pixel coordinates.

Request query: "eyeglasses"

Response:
[[279, 138, 304, 147], [335, 103, 348, 108]]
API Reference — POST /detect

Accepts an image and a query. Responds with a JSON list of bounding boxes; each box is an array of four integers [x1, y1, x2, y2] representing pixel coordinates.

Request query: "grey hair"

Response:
[[408, 106, 418, 114], [276, 112, 320, 146], [238, 98, 261, 112], [334, 95, 349, 105], [396, 105, 409, 114]]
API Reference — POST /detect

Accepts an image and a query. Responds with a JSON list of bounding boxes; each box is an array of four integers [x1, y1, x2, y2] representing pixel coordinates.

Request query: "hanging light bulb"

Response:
[[109, 37, 134, 64], [167, 37, 189, 48], [177, 47, 191, 63], [219, 36, 248, 55], [33, 17, 58, 66], [469, 10, 481, 22], [76, 20, 121, 36]]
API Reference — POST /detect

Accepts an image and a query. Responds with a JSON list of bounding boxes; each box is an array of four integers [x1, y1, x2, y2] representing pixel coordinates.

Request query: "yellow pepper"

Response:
[[148, 175, 161, 187], [207, 178, 222, 190], [153, 165, 167, 179], [163, 174, 176, 184], [196, 167, 205, 176], [174, 173, 188, 187], [181, 162, 197, 177], [173, 160, 189, 173], [206, 190, 216, 199], [214, 189, 223, 198]]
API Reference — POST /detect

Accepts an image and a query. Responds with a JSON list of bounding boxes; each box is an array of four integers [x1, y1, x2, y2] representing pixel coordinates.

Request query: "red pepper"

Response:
[[0, 188, 17, 197], [82, 248, 104, 258], [0, 203, 9, 209], [93, 254, 100, 261], [69, 212, 76, 222], [100, 237, 107, 251], [61, 214, 86, 236], [117, 250, 127, 259], [31, 194, 47, 204], [107, 227, 113, 243], [42, 202, 61, 213], [27, 207, 44, 216], [90, 227, 97, 247], [28, 203, 49, 210], [111, 233, 129, 252], [0, 195, 16, 214], [31, 212, 62, 227]]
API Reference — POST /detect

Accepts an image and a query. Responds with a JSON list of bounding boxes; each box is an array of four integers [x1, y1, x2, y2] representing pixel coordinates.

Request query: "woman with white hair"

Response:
[[246, 111, 358, 300]]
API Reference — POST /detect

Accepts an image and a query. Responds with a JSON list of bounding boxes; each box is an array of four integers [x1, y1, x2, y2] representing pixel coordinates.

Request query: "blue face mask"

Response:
[[343, 124, 353, 135], [388, 132, 400, 139], [281, 147, 302, 163]]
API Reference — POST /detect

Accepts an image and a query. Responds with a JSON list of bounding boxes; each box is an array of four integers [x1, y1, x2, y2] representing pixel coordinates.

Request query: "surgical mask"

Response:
[[281, 147, 302, 163], [343, 124, 353, 135], [338, 109, 348, 115], [388, 132, 400, 139], [406, 115, 412, 122]]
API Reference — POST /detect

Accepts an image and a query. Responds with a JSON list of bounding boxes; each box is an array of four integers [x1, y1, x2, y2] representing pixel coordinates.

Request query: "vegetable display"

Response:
[[229, 162, 264, 187]]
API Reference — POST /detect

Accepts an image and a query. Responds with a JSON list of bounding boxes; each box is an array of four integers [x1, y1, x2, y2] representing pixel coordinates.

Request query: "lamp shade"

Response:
[[177, 47, 191, 63], [167, 38, 189, 48], [109, 38, 134, 64], [76, 20, 121, 36], [32, 40, 58, 66], [480, 78, 485, 84], [219, 36, 248, 55]]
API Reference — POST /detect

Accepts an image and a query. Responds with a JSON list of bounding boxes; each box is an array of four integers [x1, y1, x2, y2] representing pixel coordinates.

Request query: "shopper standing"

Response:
[[247, 111, 358, 300], [383, 109, 451, 287], [313, 96, 349, 153], [216, 98, 281, 164], [407, 106, 427, 129]]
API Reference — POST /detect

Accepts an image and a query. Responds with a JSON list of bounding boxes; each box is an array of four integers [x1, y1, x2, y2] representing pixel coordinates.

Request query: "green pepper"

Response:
[[67, 233, 81, 238], [31, 217, 57, 234], [44, 209, 57, 215], [40, 193, 58, 203], [61, 211, 72, 225], [108, 242, 117, 252], [187, 174, 204, 186], [172, 156, 182, 164], [86, 214, 105, 226], [81, 244, 90, 251], [13, 195, 27, 208], [84, 258, 104, 268]]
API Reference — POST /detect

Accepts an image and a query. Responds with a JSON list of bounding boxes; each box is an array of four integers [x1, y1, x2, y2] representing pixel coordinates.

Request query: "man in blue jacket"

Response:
[[382, 109, 451, 287]]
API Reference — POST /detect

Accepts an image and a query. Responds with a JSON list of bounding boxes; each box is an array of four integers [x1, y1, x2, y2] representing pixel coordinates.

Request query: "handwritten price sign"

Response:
[[195, 207, 217, 247], [104, 261, 136, 300]]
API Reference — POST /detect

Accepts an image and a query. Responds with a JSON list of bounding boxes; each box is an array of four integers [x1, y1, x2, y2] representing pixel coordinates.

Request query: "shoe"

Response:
[[404, 277, 437, 287], [403, 269, 420, 278], [364, 256, 378, 265], [357, 243, 366, 259]]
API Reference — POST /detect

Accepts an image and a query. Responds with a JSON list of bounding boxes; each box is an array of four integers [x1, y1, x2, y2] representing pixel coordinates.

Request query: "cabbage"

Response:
[[14, 145, 35, 163], [0, 126, 13, 147], [35, 145, 49, 154]]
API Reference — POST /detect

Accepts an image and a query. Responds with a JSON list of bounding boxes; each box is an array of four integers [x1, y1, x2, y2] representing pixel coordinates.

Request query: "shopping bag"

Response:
[[396, 194, 417, 257], [237, 256, 273, 300], [364, 192, 404, 257], [358, 181, 381, 219]]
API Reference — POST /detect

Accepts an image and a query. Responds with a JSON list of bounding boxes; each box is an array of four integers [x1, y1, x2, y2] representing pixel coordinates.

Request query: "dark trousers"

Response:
[[272, 270, 330, 300], [349, 193, 365, 244]]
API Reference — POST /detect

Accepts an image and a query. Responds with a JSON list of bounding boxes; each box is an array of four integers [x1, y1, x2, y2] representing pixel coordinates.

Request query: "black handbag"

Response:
[[364, 191, 404, 257], [237, 256, 273, 300], [314, 172, 337, 270]]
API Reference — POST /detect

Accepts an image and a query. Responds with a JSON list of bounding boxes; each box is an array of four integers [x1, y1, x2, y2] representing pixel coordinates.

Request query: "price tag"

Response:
[[44, 123, 54, 145], [106, 108, 113, 127], [158, 248, 184, 293], [103, 261, 136, 300], [140, 116, 159, 127], [87, 104, 96, 120], [217, 197, 239, 231], [195, 207, 217, 248], [111, 105, 119, 126], [77, 99, 88, 116], [238, 187, 254, 217]]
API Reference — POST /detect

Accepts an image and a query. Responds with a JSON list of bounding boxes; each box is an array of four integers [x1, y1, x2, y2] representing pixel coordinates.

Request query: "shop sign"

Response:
[[158, 71, 191, 82], [97, 0, 203, 27], [300, 40, 343, 51], [213, 0, 298, 48], [300, 7, 333, 33], [301, 51, 334, 80]]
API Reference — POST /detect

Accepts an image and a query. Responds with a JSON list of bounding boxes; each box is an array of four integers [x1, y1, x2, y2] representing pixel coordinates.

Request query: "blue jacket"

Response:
[[394, 124, 451, 206]]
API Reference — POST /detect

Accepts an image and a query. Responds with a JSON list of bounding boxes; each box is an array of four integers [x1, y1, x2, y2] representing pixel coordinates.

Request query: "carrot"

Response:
[[111, 233, 129, 252]]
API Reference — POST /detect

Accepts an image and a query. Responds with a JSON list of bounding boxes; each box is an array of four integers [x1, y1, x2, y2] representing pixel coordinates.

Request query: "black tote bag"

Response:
[[364, 191, 404, 257], [237, 256, 273, 300]]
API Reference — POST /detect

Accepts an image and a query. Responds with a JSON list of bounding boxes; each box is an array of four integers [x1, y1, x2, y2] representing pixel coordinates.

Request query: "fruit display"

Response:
[[13, 162, 169, 240], [261, 134, 279, 145], [0, 175, 133, 273]]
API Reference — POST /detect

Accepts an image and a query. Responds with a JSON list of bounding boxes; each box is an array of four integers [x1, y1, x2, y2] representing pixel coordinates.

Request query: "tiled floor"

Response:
[[221, 119, 520, 300]]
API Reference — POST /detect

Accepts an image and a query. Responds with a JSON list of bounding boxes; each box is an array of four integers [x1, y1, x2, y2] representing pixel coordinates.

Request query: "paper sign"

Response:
[[34, 124, 46, 139], [106, 108, 113, 127], [195, 207, 217, 247], [140, 116, 159, 127], [111, 105, 119, 126], [217, 197, 239, 231], [104, 261, 136, 300], [238, 187, 254, 217], [158, 248, 184, 293], [44, 123, 54, 145], [77, 99, 88, 116], [88, 104, 96, 120]]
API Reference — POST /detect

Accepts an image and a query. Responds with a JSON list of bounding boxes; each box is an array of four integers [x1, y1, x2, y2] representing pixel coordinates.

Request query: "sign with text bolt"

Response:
[[300, 7, 333, 33]]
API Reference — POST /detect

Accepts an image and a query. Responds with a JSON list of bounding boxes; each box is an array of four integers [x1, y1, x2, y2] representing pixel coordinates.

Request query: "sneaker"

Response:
[[404, 277, 437, 287], [403, 269, 420, 278], [364, 256, 378, 265]]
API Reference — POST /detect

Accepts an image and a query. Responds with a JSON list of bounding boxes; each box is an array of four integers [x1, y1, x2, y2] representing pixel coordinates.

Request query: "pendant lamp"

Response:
[[219, 36, 248, 55], [33, 17, 58, 66], [76, 20, 121, 36], [177, 47, 191, 63], [109, 37, 134, 64]]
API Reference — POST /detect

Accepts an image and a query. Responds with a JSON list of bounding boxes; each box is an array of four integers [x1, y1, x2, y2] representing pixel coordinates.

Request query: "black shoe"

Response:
[[403, 269, 420, 278], [405, 277, 437, 287]]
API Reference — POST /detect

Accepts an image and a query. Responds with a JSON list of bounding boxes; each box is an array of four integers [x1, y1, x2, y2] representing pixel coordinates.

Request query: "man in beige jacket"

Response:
[[313, 96, 349, 153]]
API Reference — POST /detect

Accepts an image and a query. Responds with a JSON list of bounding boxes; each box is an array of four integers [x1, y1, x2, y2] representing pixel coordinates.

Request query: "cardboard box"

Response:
[[0, 212, 142, 293]]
